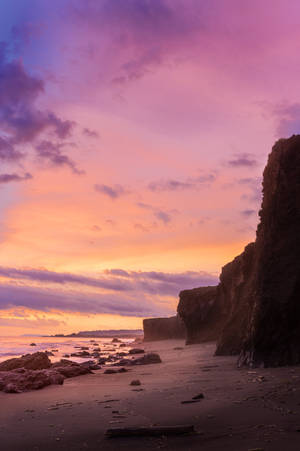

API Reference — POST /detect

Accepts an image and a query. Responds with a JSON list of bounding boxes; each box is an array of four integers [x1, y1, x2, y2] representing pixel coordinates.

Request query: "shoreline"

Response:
[[2, 339, 300, 450]]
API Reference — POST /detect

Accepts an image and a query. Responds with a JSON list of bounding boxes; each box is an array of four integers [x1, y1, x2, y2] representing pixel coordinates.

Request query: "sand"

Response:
[[1, 339, 300, 450]]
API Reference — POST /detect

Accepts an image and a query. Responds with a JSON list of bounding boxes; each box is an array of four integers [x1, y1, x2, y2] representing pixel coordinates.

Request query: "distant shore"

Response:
[[48, 329, 143, 339], [2, 339, 300, 450]]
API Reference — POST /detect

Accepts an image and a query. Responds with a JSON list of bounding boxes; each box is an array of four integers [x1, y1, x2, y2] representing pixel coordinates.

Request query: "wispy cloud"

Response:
[[94, 184, 127, 199], [0, 172, 32, 184], [226, 153, 258, 168]]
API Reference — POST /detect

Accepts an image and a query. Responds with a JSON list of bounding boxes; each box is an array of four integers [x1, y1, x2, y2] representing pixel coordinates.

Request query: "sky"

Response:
[[0, 0, 299, 336]]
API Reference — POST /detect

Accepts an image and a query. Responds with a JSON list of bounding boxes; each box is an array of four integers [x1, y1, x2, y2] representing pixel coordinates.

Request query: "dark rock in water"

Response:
[[70, 351, 90, 357], [128, 348, 144, 355], [45, 351, 55, 356], [80, 346, 89, 350], [130, 379, 141, 386], [131, 353, 162, 365], [112, 338, 121, 343], [177, 287, 219, 344], [0, 352, 51, 371], [119, 343, 127, 347], [98, 357, 108, 364], [30, 343, 36, 346], [143, 315, 186, 341], [63, 354, 70, 358]]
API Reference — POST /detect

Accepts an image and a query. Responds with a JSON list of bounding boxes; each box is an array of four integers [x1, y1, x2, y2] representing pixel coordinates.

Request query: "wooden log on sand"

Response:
[[106, 425, 195, 438]]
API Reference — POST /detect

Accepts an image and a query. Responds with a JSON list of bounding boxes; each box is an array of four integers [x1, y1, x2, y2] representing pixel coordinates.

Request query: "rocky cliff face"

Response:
[[238, 136, 300, 367], [143, 316, 186, 341], [177, 136, 300, 367], [177, 286, 219, 344]]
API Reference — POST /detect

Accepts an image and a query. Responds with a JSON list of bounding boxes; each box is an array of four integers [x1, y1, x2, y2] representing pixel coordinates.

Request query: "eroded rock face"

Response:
[[215, 242, 256, 356], [177, 136, 300, 367], [143, 316, 186, 341], [238, 136, 300, 367], [177, 287, 218, 344], [0, 352, 51, 371]]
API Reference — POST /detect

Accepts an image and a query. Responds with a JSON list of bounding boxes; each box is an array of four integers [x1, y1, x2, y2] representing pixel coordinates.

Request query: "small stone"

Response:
[[130, 379, 141, 386]]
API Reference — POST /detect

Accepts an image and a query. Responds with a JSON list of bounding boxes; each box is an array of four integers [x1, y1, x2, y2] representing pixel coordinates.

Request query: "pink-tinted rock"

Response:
[[0, 369, 64, 393], [0, 352, 51, 371]]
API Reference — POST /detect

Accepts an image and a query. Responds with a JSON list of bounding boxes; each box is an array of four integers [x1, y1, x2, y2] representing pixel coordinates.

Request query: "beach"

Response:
[[1, 339, 300, 451]]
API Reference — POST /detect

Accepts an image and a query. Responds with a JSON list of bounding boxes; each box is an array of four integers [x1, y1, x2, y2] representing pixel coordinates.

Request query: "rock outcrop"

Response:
[[238, 136, 300, 367], [0, 353, 92, 393], [143, 315, 186, 341], [177, 135, 300, 367], [177, 287, 219, 344], [0, 352, 51, 371]]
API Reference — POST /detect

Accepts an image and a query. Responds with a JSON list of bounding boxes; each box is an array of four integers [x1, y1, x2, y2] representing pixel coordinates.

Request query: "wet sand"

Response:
[[2, 339, 300, 450]]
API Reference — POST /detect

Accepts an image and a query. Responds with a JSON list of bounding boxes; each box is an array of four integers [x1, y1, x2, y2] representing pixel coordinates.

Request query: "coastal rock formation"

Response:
[[143, 315, 186, 341], [0, 354, 92, 392], [177, 287, 218, 344], [177, 135, 300, 367], [238, 136, 300, 367], [0, 352, 51, 371]]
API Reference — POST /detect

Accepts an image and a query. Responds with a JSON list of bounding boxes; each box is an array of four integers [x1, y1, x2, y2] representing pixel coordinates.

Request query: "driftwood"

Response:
[[106, 425, 195, 438]]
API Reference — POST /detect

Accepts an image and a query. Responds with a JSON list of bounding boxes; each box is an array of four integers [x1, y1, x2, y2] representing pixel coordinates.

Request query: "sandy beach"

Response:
[[1, 339, 300, 451]]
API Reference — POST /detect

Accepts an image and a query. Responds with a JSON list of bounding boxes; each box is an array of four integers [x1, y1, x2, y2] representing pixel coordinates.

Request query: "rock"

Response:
[[93, 347, 100, 351], [80, 346, 89, 350], [0, 352, 51, 371], [128, 348, 144, 355], [70, 351, 90, 357], [30, 343, 36, 346], [63, 354, 70, 358], [131, 353, 162, 365], [119, 343, 127, 347], [0, 369, 64, 393], [51, 359, 92, 377], [130, 379, 141, 386], [98, 358, 108, 364], [143, 316, 186, 341], [177, 135, 300, 367], [118, 368, 127, 373], [237, 136, 300, 367], [45, 351, 55, 356], [112, 338, 121, 343], [104, 369, 117, 374]]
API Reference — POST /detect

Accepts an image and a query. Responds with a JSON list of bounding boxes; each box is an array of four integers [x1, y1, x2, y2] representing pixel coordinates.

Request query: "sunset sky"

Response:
[[0, 0, 299, 336]]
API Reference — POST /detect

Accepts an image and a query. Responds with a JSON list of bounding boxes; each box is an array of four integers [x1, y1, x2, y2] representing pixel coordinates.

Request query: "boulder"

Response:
[[0, 352, 51, 371], [131, 353, 162, 365], [0, 368, 64, 393], [128, 348, 144, 354]]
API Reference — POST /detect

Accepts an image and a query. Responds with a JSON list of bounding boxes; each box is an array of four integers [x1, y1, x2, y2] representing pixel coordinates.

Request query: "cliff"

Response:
[[143, 316, 186, 341], [177, 135, 300, 367], [177, 286, 219, 344], [238, 136, 300, 367]]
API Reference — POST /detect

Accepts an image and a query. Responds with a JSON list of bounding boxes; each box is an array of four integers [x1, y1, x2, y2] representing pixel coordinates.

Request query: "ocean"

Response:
[[0, 336, 136, 364]]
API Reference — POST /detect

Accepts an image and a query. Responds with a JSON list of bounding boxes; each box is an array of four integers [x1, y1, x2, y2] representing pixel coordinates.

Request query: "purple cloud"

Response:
[[0, 266, 218, 298], [148, 174, 216, 192], [0, 42, 79, 177], [36, 141, 83, 174], [83, 128, 99, 138], [240, 209, 256, 217], [273, 103, 300, 137], [94, 184, 126, 199], [227, 153, 258, 168], [0, 172, 32, 184], [154, 210, 171, 224]]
